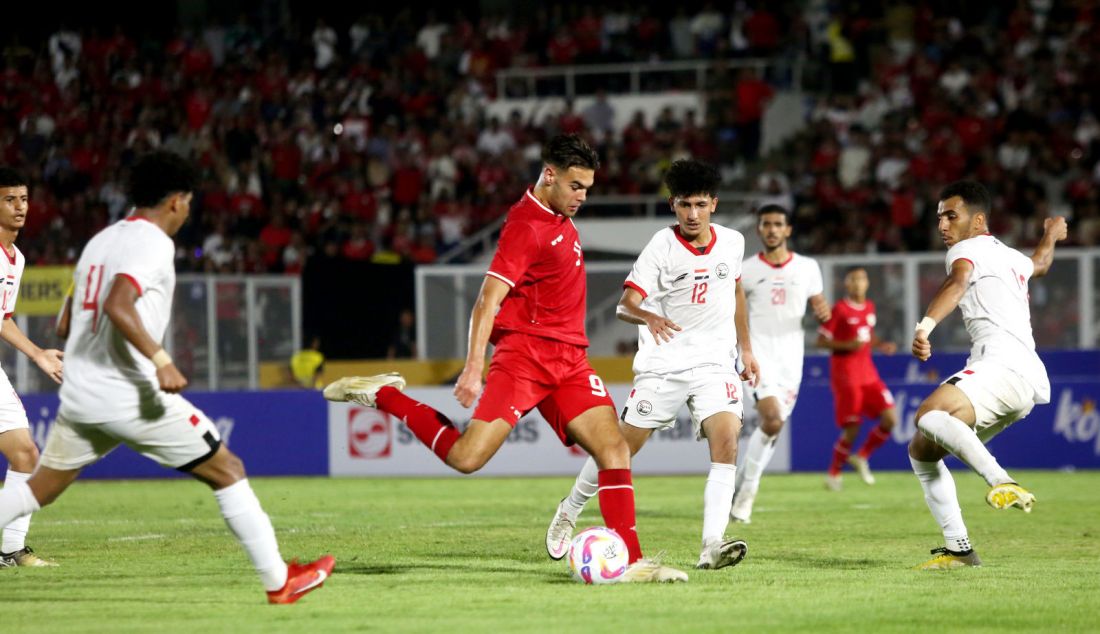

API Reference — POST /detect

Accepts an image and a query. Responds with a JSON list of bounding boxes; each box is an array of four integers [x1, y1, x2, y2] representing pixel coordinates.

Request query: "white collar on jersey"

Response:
[[525, 189, 559, 216]]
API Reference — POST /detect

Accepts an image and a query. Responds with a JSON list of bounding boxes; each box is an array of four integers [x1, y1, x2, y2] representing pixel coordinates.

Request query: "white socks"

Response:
[[910, 456, 971, 553], [213, 479, 288, 592], [0, 471, 38, 553], [2, 469, 33, 553], [563, 457, 600, 517], [917, 411, 1012, 486], [702, 463, 737, 545], [736, 427, 777, 498]]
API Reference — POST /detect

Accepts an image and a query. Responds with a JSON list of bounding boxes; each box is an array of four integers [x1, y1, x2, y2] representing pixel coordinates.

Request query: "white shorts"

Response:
[[40, 398, 222, 471], [0, 372, 28, 435], [749, 377, 801, 422], [944, 360, 1037, 443], [621, 368, 744, 440]]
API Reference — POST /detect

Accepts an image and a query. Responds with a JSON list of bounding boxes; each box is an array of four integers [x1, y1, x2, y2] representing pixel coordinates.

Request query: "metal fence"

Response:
[[417, 249, 1100, 361], [6, 274, 301, 394]]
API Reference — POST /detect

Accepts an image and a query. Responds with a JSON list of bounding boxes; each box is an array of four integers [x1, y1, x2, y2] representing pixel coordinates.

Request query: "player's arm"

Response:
[[103, 276, 187, 393], [815, 332, 861, 352], [56, 281, 74, 340], [453, 275, 510, 408], [911, 259, 973, 362], [870, 332, 897, 355], [1030, 217, 1068, 278], [616, 287, 681, 343], [735, 279, 759, 385], [808, 293, 831, 323], [0, 317, 64, 384]]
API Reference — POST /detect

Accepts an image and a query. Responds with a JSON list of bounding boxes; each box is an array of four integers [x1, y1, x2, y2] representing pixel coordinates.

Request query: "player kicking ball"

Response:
[[909, 181, 1066, 570], [816, 266, 899, 491], [543, 159, 760, 570], [0, 153, 333, 603], [326, 135, 687, 582]]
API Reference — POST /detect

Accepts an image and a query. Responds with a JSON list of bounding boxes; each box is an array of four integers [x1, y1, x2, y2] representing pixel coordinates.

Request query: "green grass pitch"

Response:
[[5, 470, 1098, 633]]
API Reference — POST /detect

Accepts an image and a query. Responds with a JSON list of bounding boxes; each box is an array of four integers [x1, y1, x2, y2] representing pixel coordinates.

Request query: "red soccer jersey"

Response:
[[486, 189, 588, 347], [819, 298, 882, 386]]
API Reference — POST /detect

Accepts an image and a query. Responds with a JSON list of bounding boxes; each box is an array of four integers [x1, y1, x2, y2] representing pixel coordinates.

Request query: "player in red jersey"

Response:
[[325, 135, 687, 582], [816, 266, 899, 490]]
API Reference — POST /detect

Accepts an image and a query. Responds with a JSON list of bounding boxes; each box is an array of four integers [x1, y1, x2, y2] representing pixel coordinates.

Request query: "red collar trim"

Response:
[[843, 298, 866, 310], [0, 244, 13, 265], [757, 252, 793, 268], [125, 215, 156, 225], [672, 225, 716, 256]]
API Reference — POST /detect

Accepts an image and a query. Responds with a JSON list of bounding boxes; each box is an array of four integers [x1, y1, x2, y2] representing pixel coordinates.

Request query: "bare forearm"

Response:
[[616, 301, 652, 326], [464, 302, 496, 371], [923, 277, 967, 323], [0, 318, 43, 359], [1031, 236, 1057, 277], [105, 303, 163, 360]]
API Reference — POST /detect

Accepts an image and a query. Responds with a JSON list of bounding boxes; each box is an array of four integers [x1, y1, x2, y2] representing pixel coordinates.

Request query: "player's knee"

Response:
[[8, 448, 39, 473], [449, 452, 488, 474], [760, 416, 784, 436]]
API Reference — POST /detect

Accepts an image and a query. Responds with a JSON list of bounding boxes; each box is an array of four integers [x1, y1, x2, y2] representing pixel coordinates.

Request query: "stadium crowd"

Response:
[[1, 1, 1098, 279]]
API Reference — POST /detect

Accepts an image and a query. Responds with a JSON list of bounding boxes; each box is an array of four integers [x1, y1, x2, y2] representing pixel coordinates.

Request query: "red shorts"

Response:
[[832, 379, 895, 427], [473, 332, 615, 445]]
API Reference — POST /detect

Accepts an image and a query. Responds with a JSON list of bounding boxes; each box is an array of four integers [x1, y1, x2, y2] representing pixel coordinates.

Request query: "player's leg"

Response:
[[696, 406, 747, 570], [826, 385, 862, 490], [731, 391, 785, 523], [0, 426, 54, 566], [909, 421, 980, 569], [849, 383, 897, 485], [917, 365, 1037, 510], [116, 404, 331, 603], [548, 419, 650, 559]]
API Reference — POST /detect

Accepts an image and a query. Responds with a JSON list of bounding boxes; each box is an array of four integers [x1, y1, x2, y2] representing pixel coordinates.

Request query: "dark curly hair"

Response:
[[541, 134, 600, 171], [0, 167, 28, 189], [939, 180, 992, 218], [665, 159, 720, 199], [127, 151, 198, 208]]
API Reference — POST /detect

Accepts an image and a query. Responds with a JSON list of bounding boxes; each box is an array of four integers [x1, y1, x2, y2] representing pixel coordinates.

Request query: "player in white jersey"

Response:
[[0, 153, 333, 603], [730, 205, 830, 523], [0, 168, 64, 567], [545, 160, 760, 570], [908, 180, 1066, 570]]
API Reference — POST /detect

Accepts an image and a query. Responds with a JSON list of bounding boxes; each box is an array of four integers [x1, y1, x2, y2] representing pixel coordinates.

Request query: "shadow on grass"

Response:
[[336, 562, 575, 583], [777, 553, 890, 569]]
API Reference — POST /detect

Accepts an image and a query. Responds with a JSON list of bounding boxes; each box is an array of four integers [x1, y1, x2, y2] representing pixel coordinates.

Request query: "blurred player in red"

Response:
[[325, 135, 687, 582], [816, 266, 898, 490]]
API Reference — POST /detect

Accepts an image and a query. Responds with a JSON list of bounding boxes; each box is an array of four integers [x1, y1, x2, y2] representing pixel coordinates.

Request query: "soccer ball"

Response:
[[567, 527, 629, 584]]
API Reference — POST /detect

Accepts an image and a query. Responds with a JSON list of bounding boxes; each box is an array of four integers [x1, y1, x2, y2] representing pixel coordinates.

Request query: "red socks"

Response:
[[829, 437, 853, 477], [858, 425, 891, 459], [375, 387, 459, 462], [597, 469, 643, 563]]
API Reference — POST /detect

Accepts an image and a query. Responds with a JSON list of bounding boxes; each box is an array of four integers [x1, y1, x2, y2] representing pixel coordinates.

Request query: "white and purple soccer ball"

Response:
[[567, 527, 629, 585]]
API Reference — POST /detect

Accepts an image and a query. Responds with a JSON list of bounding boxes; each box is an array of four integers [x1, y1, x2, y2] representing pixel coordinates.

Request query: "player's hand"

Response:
[[644, 313, 682, 344], [879, 341, 898, 355], [1043, 217, 1068, 242], [34, 349, 64, 384], [813, 302, 831, 323], [454, 365, 483, 408], [739, 350, 760, 387], [157, 363, 188, 393], [911, 331, 932, 362]]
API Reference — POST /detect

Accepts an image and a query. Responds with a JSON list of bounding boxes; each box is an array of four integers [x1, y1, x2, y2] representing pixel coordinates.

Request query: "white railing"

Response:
[[417, 249, 1100, 360], [9, 274, 301, 394], [496, 57, 802, 99]]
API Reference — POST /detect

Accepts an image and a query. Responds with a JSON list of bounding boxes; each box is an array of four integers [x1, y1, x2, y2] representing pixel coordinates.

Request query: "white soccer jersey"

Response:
[[740, 252, 823, 387], [0, 243, 24, 332], [945, 233, 1050, 403], [60, 217, 180, 423], [625, 224, 745, 375]]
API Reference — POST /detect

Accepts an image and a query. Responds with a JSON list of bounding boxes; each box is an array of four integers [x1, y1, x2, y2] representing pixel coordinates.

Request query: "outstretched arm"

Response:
[[0, 317, 64, 384], [616, 287, 681, 343], [453, 275, 510, 408], [1030, 217, 1068, 278], [104, 276, 187, 393], [911, 259, 973, 361], [736, 280, 759, 385]]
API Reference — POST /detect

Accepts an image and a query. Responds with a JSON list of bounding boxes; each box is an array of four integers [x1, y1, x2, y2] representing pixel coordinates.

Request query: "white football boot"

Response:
[[729, 482, 759, 524], [848, 455, 876, 485], [824, 474, 842, 491], [695, 538, 748, 570], [545, 498, 578, 560], [323, 372, 406, 407]]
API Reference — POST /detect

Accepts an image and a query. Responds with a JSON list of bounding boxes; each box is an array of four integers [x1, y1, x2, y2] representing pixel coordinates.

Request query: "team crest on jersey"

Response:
[[867, 314, 876, 327], [636, 400, 653, 416], [716, 263, 729, 279]]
